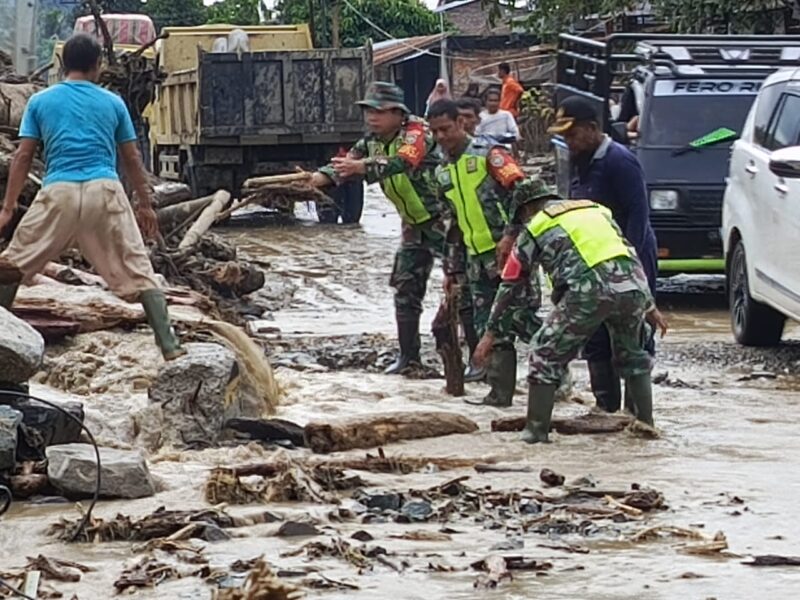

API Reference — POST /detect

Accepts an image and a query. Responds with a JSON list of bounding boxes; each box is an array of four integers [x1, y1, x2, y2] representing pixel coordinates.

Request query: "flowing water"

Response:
[[2, 186, 800, 599]]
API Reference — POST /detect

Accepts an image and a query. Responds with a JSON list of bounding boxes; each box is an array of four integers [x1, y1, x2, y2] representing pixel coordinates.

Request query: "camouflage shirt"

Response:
[[319, 116, 443, 224], [487, 200, 653, 337]]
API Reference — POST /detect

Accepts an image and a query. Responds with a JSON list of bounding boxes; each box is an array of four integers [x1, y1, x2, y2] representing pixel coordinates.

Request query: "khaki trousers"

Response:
[[1, 179, 159, 301]]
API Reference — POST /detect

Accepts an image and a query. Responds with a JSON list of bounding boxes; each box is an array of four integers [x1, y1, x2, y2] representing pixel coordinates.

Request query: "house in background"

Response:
[[434, 0, 526, 35]]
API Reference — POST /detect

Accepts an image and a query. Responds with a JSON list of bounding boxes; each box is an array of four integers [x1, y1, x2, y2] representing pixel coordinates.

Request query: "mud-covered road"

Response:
[[2, 187, 800, 599]]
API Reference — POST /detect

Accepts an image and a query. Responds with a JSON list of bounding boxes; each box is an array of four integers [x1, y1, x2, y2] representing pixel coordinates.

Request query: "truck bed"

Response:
[[198, 48, 371, 143]]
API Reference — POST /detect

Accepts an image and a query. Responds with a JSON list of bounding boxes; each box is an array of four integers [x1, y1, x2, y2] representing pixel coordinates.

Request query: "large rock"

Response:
[[0, 307, 45, 383], [146, 343, 240, 449], [12, 399, 84, 461], [46, 443, 156, 499], [0, 406, 22, 470]]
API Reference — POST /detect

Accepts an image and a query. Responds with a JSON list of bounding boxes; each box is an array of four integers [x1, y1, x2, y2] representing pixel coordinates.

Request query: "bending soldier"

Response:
[[475, 181, 667, 442]]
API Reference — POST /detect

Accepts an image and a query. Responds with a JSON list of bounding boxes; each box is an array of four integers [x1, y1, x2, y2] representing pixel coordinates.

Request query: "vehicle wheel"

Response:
[[728, 242, 785, 346], [317, 204, 339, 224], [340, 178, 365, 224]]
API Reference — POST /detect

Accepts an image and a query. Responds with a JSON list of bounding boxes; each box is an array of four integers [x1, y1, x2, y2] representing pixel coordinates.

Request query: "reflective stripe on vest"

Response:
[[443, 154, 495, 256], [528, 201, 631, 267], [381, 138, 431, 225]]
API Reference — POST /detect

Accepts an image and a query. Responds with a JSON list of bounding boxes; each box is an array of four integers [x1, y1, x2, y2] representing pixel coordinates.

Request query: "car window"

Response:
[[765, 93, 800, 151], [753, 82, 788, 148]]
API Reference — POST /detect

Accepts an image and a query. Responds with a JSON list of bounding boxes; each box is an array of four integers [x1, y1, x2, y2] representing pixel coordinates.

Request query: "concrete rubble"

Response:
[[46, 443, 156, 499]]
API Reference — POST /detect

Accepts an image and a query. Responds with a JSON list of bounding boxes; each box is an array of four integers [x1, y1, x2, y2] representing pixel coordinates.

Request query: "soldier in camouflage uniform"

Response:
[[475, 179, 666, 443], [311, 82, 445, 374], [428, 100, 542, 407]]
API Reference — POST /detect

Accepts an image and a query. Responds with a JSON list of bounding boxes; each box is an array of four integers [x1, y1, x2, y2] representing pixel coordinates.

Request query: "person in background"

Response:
[[548, 96, 665, 415], [424, 78, 451, 118], [0, 34, 184, 361], [498, 62, 524, 119], [456, 97, 482, 136], [477, 89, 520, 144]]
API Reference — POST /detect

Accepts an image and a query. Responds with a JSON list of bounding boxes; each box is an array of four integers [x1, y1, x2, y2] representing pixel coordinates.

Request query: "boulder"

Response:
[[147, 343, 240, 449], [0, 307, 45, 384], [46, 443, 156, 499], [0, 405, 22, 470], [10, 398, 84, 461]]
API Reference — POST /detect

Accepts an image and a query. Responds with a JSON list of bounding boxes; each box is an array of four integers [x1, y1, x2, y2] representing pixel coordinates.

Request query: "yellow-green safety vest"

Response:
[[528, 200, 631, 267], [444, 153, 496, 256], [380, 138, 431, 225]]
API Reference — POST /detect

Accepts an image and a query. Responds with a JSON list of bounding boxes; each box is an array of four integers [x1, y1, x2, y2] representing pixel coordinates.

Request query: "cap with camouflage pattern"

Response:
[[511, 177, 561, 221], [356, 81, 411, 114]]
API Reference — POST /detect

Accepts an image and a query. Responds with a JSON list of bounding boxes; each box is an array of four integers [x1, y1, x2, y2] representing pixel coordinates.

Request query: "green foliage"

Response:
[[37, 8, 68, 64], [206, 0, 263, 26], [482, 0, 792, 35], [142, 0, 208, 31], [277, 0, 440, 47]]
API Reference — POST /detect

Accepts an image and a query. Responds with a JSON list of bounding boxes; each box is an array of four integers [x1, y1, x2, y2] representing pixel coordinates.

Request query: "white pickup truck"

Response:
[[722, 69, 800, 346]]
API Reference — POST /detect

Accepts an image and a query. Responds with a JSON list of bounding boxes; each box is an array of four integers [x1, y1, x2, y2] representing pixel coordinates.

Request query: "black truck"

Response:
[[553, 33, 800, 273]]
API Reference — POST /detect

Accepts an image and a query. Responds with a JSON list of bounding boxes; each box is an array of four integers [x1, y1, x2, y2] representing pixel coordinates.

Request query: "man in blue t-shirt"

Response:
[[0, 34, 184, 360], [549, 96, 666, 414]]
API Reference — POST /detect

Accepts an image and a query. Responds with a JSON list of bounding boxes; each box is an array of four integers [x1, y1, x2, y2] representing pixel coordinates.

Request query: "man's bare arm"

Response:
[[1, 139, 38, 213], [118, 141, 154, 207]]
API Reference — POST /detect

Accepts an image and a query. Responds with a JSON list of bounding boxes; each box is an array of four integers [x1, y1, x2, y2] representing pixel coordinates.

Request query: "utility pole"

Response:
[[331, 0, 341, 48]]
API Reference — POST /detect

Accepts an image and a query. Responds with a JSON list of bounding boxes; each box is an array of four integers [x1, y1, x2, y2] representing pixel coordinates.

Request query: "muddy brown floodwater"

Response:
[[2, 186, 800, 599]]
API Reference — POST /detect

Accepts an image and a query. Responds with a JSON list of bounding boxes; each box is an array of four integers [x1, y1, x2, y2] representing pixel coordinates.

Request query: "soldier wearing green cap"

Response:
[[473, 180, 668, 443], [311, 82, 446, 374]]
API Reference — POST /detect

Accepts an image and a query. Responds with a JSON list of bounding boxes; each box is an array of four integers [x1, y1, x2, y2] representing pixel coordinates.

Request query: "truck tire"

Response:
[[728, 242, 785, 346]]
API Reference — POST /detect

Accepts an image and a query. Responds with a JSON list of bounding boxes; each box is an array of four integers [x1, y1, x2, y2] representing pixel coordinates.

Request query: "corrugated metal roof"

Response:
[[373, 33, 446, 66], [433, 0, 477, 12]]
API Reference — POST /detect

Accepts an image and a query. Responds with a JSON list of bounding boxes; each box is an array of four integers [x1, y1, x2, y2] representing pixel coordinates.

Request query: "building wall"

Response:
[[449, 48, 508, 97]]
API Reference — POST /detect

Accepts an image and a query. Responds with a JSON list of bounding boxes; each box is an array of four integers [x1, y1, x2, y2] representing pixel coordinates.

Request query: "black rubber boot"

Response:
[[521, 383, 557, 444], [465, 347, 515, 406], [0, 283, 19, 310], [588, 360, 621, 413], [624, 373, 654, 426], [384, 315, 421, 375], [140, 289, 186, 361]]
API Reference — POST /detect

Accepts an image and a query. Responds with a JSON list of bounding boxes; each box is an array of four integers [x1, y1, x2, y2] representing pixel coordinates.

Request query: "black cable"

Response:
[[0, 390, 101, 543], [0, 484, 10, 516], [0, 576, 36, 600]]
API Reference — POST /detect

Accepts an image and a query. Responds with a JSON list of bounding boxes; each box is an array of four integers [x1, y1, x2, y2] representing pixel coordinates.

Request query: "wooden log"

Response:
[[152, 182, 192, 209], [491, 412, 634, 434], [243, 172, 311, 189], [178, 190, 230, 248], [431, 286, 464, 396], [304, 411, 479, 454], [156, 195, 215, 230]]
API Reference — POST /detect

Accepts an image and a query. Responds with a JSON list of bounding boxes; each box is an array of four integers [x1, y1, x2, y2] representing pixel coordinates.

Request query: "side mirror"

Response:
[[769, 146, 800, 179], [610, 122, 629, 145]]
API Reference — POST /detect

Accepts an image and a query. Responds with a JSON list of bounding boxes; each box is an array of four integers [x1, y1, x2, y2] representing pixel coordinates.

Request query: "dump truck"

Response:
[[149, 24, 372, 223]]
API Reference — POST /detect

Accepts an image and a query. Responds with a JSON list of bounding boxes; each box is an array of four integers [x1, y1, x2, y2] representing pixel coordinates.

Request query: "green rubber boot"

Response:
[[520, 383, 557, 444], [466, 347, 516, 407], [0, 283, 19, 310], [140, 289, 185, 361], [624, 373, 654, 427]]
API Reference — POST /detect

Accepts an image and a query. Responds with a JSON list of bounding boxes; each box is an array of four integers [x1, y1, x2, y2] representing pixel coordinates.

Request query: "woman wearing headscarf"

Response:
[[425, 79, 451, 118]]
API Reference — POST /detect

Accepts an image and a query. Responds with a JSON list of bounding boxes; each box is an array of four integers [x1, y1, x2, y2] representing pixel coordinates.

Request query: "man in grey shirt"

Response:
[[477, 89, 520, 143]]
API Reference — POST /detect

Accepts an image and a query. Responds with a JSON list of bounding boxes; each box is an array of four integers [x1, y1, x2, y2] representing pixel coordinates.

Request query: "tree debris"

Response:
[[304, 411, 479, 454], [24, 555, 94, 582], [492, 412, 634, 434], [744, 555, 800, 567]]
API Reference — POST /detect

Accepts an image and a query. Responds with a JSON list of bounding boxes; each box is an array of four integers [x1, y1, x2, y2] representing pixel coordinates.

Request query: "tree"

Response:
[[143, 0, 207, 31], [206, 0, 263, 26], [482, 0, 794, 35], [276, 0, 441, 47]]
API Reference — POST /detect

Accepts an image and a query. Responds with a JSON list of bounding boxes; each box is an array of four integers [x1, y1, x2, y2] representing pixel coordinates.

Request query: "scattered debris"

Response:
[[276, 521, 321, 537], [351, 530, 374, 542], [491, 412, 633, 434], [744, 555, 800, 567], [114, 557, 181, 592], [304, 411, 479, 454], [224, 418, 306, 447], [540, 468, 565, 487], [24, 555, 94, 582], [390, 530, 452, 542]]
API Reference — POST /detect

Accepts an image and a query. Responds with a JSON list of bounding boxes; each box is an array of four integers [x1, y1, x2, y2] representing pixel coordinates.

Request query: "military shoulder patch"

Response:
[[466, 156, 478, 173], [404, 132, 419, 145], [489, 153, 506, 168]]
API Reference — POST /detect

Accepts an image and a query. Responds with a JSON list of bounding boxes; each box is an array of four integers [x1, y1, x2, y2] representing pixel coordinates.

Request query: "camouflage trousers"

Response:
[[529, 286, 652, 386], [467, 250, 542, 350], [390, 217, 447, 319]]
